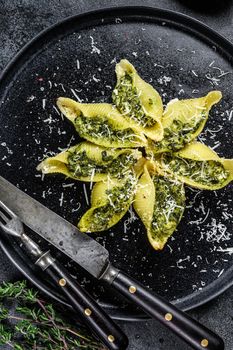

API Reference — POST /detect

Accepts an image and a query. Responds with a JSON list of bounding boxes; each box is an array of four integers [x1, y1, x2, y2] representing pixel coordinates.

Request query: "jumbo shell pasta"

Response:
[[112, 59, 164, 141], [78, 171, 137, 232], [160, 142, 233, 190], [149, 91, 222, 153], [57, 98, 147, 148], [37, 141, 142, 182], [133, 161, 185, 250]]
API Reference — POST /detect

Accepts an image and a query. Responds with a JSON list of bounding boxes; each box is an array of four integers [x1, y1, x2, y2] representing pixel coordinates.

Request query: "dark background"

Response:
[[0, 1, 233, 349]]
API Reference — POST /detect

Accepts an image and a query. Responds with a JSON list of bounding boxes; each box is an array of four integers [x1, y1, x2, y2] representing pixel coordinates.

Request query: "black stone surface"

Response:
[[0, 1, 233, 349]]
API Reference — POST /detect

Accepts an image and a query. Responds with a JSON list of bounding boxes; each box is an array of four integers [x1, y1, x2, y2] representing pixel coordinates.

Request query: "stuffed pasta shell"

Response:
[[149, 91, 222, 153], [133, 161, 185, 250], [159, 142, 233, 190], [57, 98, 147, 148], [37, 141, 142, 182], [112, 59, 163, 141], [78, 170, 137, 232]]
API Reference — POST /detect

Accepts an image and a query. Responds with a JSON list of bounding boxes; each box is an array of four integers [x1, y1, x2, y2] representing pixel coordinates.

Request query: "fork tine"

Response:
[[0, 201, 23, 237], [0, 210, 9, 224], [0, 200, 17, 219]]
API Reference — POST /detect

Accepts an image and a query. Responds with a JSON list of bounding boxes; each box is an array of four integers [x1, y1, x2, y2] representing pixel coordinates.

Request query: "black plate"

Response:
[[0, 6, 233, 320]]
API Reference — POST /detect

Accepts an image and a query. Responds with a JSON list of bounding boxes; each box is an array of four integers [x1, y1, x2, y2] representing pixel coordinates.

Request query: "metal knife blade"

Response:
[[0, 176, 109, 279]]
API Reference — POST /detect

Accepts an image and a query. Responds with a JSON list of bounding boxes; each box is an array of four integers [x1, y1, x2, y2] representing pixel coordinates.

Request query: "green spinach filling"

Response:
[[67, 149, 138, 178], [112, 74, 156, 128], [155, 116, 205, 152], [74, 114, 137, 144], [163, 153, 229, 186], [89, 175, 136, 230], [151, 176, 185, 240]]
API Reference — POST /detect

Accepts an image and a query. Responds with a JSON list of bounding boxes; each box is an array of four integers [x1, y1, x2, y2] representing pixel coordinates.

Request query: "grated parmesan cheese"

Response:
[[90, 36, 100, 54], [42, 99, 46, 110], [217, 247, 233, 255], [59, 192, 64, 207], [70, 88, 83, 102], [83, 184, 89, 205]]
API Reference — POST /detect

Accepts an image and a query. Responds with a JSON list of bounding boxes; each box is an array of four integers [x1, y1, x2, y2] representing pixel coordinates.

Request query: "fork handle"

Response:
[[21, 234, 128, 350], [35, 254, 128, 350]]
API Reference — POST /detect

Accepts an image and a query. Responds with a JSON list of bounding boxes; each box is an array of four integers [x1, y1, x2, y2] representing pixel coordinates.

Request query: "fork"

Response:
[[0, 200, 128, 350]]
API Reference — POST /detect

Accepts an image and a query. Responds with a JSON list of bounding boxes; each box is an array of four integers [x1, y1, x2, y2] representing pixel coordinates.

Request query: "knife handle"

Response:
[[103, 265, 224, 350], [38, 257, 128, 350]]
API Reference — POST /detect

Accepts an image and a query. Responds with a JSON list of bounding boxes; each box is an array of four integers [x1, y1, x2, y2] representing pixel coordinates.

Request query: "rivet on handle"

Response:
[[165, 313, 173, 321], [108, 335, 115, 343], [84, 308, 92, 317], [59, 278, 66, 287], [129, 285, 137, 294], [201, 339, 209, 348]]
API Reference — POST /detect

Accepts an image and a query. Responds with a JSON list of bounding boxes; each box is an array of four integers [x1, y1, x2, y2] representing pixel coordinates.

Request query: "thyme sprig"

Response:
[[0, 281, 106, 350]]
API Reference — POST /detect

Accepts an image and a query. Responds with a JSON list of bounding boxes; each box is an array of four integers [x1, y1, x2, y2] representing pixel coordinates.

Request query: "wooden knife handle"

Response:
[[36, 255, 128, 350], [103, 265, 224, 350]]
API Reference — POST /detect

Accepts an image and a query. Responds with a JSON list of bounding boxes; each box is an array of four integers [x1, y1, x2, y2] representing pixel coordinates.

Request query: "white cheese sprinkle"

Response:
[[217, 247, 233, 255], [90, 168, 95, 190], [191, 70, 198, 77], [52, 105, 60, 116], [42, 99, 46, 110], [27, 95, 35, 102], [83, 184, 89, 205], [70, 88, 83, 102], [62, 183, 74, 188], [226, 109, 233, 121], [218, 269, 224, 278], [157, 76, 172, 85], [59, 192, 64, 207], [90, 36, 100, 54], [115, 17, 122, 23], [59, 83, 66, 92], [92, 74, 100, 82]]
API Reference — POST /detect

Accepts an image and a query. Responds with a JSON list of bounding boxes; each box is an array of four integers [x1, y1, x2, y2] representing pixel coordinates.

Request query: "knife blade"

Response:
[[0, 176, 109, 279], [0, 175, 225, 350]]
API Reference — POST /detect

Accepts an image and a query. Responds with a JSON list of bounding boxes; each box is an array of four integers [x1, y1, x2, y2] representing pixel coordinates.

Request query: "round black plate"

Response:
[[0, 6, 233, 320]]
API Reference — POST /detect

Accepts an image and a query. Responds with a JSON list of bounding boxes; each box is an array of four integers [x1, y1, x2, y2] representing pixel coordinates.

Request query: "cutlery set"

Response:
[[0, 175, 224, 350]]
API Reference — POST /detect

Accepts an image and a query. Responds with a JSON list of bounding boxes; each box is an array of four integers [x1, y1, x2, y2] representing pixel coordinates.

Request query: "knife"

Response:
[[0, 175, 225, 350]]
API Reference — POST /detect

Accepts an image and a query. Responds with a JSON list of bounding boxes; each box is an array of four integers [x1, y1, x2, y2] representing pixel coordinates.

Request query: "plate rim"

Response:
[[0, 5, 233, 320]]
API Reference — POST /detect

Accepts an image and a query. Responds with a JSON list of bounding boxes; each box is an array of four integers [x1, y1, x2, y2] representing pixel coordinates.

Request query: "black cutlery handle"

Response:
[[104, 265, 224, 350], [37, 256, 128, 350]]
